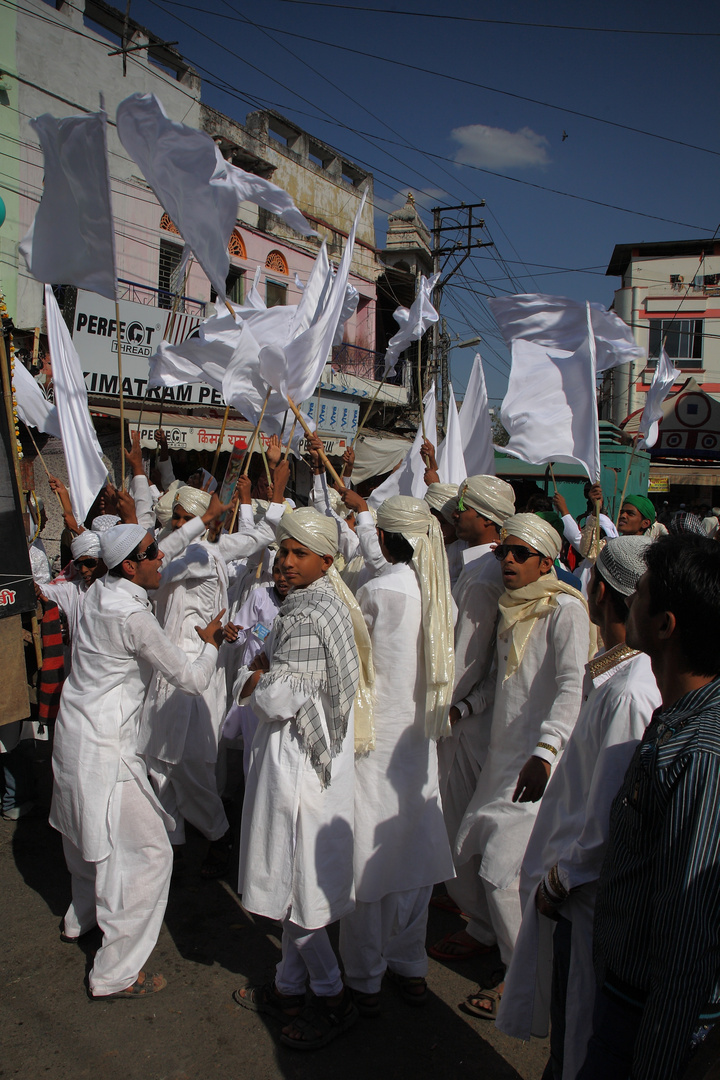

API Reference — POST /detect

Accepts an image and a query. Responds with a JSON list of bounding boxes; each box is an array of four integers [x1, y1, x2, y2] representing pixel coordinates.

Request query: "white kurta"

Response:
[[236, 596, 356, 931], [352, 562, 454, 901], [50, 575, 217, 862], [497, 651, 660, 1079], [455, 594, 589, 891]]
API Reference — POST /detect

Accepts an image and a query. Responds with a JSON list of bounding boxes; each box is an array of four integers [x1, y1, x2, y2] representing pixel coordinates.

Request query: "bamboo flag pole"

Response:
[[23, 426, 63, 507], [285, 394, 344, 488], [114, 301, 126, 490], [548, 462, 559, 495], [340, 374, 388, 479], [242, 388, 272, 477], [615, 437, 640, 527], [283, 418, 298, 460], [259, 443, 273, 486]]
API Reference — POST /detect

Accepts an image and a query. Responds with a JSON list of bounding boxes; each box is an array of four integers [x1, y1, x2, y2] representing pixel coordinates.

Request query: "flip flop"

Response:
[[280, 991, 358, 1051], [428, 932, 494, 961], [461, 985, 503, 1020], [91, 971, 166, 1000], [233, 981, 304, 1021]]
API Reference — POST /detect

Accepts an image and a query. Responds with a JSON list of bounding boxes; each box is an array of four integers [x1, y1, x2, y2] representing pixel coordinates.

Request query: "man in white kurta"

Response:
[[50, 523, 225, 999], [455, 514, 589, 1017], [339, 496, 456, 1009], [139, 473, 286, 870], [39, 531, 107, 663], [496, 536, 659, 1078], [233, 508, 369, 1050], [430, 475, 516, 960]]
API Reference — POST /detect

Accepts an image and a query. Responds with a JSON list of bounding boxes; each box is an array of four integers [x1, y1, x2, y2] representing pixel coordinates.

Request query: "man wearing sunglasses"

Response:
[[450, 513, 589, 1021], [50, 523, 227, 1000], [38, 531, 107, 656]]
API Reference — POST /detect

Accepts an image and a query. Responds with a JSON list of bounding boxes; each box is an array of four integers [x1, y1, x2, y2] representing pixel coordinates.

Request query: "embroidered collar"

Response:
[[588, 643, 639, 681]]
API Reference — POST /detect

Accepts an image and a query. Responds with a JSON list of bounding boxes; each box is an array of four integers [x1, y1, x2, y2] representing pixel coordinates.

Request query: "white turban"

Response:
[[502, 512, 561, 561], [90, 514, 120, 534], [174, 485, 212, 517], [100, 524, 148, 569], [71, 530, 102, 560], [276, 506, 375, 756], [423, 483, 458, 525], [458, 475, 516, 526], [153, 480, 185, 528], [376, 496, 455, 740]]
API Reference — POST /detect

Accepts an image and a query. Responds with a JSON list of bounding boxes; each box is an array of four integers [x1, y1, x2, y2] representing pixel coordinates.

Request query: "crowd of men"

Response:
[[3, 426, 720, 1078]]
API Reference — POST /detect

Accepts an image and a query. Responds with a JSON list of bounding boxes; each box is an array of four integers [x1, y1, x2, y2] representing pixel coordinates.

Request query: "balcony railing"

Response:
[[331, 343, 405, 384], [117, 278, 207, 317]]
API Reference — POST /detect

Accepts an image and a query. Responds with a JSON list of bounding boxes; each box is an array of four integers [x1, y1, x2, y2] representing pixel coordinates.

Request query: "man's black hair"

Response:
[[591, 566, 629, 624], [645, 534, 720, 676], [379, 529, 414, 564], [107, 543, 142, 577]]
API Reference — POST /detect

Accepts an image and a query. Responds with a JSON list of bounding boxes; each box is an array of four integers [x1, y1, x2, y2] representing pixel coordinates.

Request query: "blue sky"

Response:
[[129, 0, 720, 403]]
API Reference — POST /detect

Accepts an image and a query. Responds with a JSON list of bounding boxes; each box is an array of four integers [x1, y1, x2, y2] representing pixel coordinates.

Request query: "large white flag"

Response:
[[13, 360, 62, 438], [500, 302, 600, 481], [638, 347, 680, 449], [384, 273, 440, 377], [116, 94, 237, 300], [458, 353, 495, 476], [44, 286, 107, 522], [436, 384, 466, 484], [225, 160, 317, 237], [19, 112, 116, 300], [368, 384, 437, 506], [489, 292, 644, 372]]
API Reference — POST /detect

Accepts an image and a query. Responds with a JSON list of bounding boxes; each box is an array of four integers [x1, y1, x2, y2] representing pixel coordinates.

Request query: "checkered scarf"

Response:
[[262, 576, 360, 788]]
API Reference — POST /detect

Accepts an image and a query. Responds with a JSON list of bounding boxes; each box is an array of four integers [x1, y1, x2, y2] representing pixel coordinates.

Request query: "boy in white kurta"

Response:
[[50, 523, 226, 999], [233, 508, 372, 1051], [496, 536, 660, 1079], [456, 514, 589, 1019], [339, 496, 456, 1012]]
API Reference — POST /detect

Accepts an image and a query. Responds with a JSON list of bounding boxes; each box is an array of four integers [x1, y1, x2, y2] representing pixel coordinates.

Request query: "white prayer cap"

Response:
[[100, 524, 148, 569], [174, 486, 212, 517], [424, 483, 458, 524], [276, 506, 339, 557], [71, 530, 102, 560], [91, 514, 121, 533], [596, 535, 652, 596], [377, 495, 432, 537], [502, 512, 561, 560], [458, 475, 515, 526]]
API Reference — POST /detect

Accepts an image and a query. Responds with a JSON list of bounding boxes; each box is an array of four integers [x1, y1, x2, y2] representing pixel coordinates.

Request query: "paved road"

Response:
[[2, 748, 549, 1080]]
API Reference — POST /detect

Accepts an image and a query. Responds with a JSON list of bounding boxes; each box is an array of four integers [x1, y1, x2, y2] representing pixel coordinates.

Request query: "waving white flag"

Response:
[[638, 347, 680, 449], [458, 353, 495, 476], [116, 94, 237, 300], [500, 302, 600, 481], [368, 384, 437, 506], [384, 273, 440, 377], [44, 286, 107, 522], [436, 384, 466, 484], [19, 112, 116, 300], [13, 360, 62, 438], [225, 160, 317, 237]]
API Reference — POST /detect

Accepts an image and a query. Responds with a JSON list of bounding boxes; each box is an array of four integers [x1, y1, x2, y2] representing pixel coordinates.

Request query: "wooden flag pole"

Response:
[[211, 406, 230, 477], [340, 373, 388, 479], [23, 426, 63, 507], [283, 418, 298, 460], [285, 394, 344, 488], [548, 463, 559, 495], [259, 443, 273, 486], [114, 301, 126, 490], [615, 437, 639, 527], [242, 388, 272, 477], [417, 336, 426, 440]]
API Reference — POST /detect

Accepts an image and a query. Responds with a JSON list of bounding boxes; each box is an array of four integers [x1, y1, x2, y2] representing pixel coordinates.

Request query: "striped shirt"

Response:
[[593, 676, 720, 1080]]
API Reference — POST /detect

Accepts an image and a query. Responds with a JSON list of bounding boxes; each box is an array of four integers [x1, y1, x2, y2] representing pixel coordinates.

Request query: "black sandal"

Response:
[[280, 990, 359, 1050]]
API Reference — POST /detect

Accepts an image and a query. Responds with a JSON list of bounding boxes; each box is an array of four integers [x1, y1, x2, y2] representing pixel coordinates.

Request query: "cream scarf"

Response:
[[497, 572, 588, 682]]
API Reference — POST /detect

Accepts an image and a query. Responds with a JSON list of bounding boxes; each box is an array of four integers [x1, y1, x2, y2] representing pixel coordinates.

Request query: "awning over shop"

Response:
[[649, 464, 720, 488]]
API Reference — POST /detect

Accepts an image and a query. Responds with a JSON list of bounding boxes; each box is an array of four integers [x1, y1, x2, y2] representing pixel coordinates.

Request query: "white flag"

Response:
[[116, 94, 237, 300], [489, 292, 644, 372], [44, 286, 107, 522], [458, 353, 495, 476], [638, 347, 680, 449], [19, 112, 116, 300], [368, 384, 437, 506], [384, 273, 440, 377], [13, 360, 62, 438], [225, 160, 317, 237], [436, 384, 466, 484], [500, 302, 600, 481]]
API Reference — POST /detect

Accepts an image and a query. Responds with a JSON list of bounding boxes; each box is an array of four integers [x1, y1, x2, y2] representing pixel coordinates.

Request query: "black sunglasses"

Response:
[[74, 557, 100, 570], [494, 543, 544, 563], [134, 540, 160, 562]]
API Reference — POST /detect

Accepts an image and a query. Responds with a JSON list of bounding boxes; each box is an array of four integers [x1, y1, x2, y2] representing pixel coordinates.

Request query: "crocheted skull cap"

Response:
[[595, 535, 652, 596]]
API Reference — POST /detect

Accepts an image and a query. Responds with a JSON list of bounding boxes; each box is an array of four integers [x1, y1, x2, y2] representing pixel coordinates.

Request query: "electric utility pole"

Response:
[[431, 202, 493, 432]]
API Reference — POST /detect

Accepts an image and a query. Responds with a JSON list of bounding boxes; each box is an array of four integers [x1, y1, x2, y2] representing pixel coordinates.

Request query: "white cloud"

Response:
[[451, 124, 550, 170]]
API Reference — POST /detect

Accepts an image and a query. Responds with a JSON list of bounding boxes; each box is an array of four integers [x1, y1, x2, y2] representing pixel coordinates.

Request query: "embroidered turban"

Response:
[[174, 485, 212, 517], [276, 506, 339, 557], [71, 530, 102, 560], [458, 475, 515, 526], [502, 512, 561, 561], [424, 483, 458, 524]]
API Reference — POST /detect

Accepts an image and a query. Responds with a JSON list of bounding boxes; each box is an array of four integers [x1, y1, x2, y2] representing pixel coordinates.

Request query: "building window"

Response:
[[211, 268, 245, 306], [158, 238, 183, 309], [265, 250, 288, 275], [648, 318, 703, 368], [228, 230, 247, 259], [266, 280, 287, 308], [160, 213, 181, 236]]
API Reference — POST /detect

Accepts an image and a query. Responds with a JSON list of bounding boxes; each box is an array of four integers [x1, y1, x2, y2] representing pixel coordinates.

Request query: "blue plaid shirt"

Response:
[[594, 676, 720, 1080]]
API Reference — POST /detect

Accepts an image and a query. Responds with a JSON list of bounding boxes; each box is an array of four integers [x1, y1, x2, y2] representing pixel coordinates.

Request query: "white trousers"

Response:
[[455, 873, 521, 971], [62, 779, 172, 996], [339, 886, 432, 994], [146, 755, 228, 845], [274, 918, 343, 999]]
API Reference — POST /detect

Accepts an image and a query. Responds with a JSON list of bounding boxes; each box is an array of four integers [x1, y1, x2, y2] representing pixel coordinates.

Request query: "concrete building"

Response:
[[604, 238, 720, 426]]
